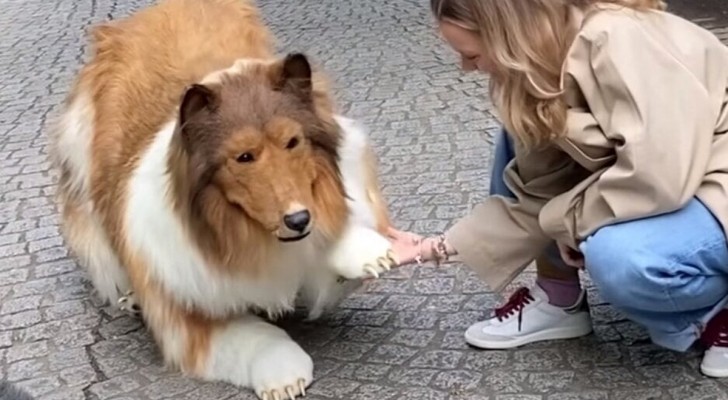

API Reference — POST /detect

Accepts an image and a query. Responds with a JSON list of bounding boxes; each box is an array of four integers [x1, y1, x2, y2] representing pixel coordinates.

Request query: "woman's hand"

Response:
[[386, 227, 426, 266], [386, 227, 457, 266], [557, 241, 585, 269]]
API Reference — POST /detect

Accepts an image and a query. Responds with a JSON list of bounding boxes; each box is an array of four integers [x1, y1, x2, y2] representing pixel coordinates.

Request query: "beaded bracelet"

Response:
[[432, 234, 450, 267], [414, 234, 451, 267]]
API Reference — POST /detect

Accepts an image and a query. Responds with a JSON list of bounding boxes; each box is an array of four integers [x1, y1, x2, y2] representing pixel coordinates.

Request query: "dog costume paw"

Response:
[[249, 339, 313, 400], [117, 289, 141, 315], [328, 226, 396, 280]]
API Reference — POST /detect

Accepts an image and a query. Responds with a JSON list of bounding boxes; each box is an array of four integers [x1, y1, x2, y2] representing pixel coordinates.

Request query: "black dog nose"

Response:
[[283, 210, 311, 232]]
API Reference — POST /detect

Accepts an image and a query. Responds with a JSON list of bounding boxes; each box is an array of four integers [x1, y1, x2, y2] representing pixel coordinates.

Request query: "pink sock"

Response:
[[536, 276, 582, 307]]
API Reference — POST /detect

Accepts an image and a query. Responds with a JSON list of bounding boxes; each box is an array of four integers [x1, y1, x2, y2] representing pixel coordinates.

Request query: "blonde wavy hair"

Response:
[[431, 0, 666, 147]]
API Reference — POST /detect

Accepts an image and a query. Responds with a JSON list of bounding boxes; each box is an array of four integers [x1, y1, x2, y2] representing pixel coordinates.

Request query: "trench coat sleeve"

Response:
[[539, 21, 717, 248], [445, 141, 586, 292]]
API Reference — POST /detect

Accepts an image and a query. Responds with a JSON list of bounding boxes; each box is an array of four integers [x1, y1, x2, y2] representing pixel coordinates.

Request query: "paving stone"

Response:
[[179, 382, 240, 400], [39, 388, 86, 400], [340, 326, 394, 343], [143, 377, 203, 400], [0, 310, 41, 330], [611, 388, 669, 400], [381, 294, 428, 311], [432, 369, 482, 391], [439, 311, 484, 330], [87, 375, 143, 399], [414, 278, 455, 295], [331, 363, 393, 382], [59, 363, 98, 387], [388, 368, 438, 386], [668, 380, 727, 399], [425, 295, 468, 313], [0, 332, 11, 349], [398, 387, 447, 400], [389, 329, 437, 347], [409, 350, 464, 369], [308, 377, 361, 398], [318, 341, 375, 362], [367, 344, 419, 365], [339, 294, 386, 310], [5, 340, 48, 363], [0, 295, 42, 315], [47, 348, 88, 371], [350, 384, 400, 400], [15, 376, 62, 398], [7, 359, 47, 382], [345, 310, 393, 327], [440, 331, 470, 351]]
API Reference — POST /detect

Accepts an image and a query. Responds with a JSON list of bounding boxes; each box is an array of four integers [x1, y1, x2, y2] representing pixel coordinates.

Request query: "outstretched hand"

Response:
[[386, 227, 426, 266]]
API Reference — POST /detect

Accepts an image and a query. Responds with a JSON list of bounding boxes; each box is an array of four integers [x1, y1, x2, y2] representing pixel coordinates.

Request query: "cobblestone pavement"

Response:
[[1, 0, 728, 399]]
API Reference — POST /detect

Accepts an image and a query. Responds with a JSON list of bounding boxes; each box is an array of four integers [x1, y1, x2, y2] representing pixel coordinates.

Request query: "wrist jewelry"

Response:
[[435, 234, 450, 266], [431, 234, 450, 267], [413, 234, 452, 267]]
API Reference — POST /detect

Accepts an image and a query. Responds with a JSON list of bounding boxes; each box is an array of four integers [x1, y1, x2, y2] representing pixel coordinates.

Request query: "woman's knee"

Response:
[[581, 199, 728, 313], [580, 225, 666, 307]]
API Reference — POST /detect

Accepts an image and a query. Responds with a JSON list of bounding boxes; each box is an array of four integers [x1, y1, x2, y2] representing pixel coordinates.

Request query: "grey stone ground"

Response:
[[1, 0, 728, 399]]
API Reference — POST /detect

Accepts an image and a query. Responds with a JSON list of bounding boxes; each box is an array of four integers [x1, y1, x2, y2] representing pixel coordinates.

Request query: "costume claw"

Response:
[[117, 290, 141, 315], [386, 249, 397, 264], [298, 378, 306, 396], [262, 392, 270, 400], [117, 290, 133, 305], [377, 257, 391, 271], [286, 386, 296, 399], [363, 264, 379, 278], [272, 390, 281, 400]]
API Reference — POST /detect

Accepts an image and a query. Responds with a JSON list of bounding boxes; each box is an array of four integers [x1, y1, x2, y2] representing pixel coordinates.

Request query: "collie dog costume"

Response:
[[50, 0, 396, 398]]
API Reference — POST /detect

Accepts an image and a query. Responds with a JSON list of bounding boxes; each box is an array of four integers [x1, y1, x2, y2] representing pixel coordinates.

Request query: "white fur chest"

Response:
[[123, 121, 319, 317]]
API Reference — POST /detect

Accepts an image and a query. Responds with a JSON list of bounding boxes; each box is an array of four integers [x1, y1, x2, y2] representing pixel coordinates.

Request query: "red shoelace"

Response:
[[494, 287, 535, 332], [701, 309, 728, 348]]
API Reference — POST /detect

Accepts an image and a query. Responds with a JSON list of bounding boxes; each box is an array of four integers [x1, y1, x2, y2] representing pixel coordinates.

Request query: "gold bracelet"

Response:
[[413, 234, 452, 267], [437, 234, 449, 260], [431, 234, 450, 267]]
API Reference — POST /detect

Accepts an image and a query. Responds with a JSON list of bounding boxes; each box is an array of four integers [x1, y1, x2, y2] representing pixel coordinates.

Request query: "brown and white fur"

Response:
[[49, 0, 395, 398]]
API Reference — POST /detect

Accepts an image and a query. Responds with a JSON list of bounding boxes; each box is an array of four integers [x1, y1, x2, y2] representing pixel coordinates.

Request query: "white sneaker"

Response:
[[699, 309, 728, 378], [465, 284, 593, 349], [702, 347, 728, 378]]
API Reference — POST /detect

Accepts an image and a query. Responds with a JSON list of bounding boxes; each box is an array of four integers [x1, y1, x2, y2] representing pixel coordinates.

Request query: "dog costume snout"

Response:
[[283, 210, 311, 233]]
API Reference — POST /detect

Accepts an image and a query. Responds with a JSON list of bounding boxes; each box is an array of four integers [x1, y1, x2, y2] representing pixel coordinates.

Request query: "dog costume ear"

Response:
[[177, 83, 220, 151], [175, 84, 221, 204], [180, 84, 218, 127], [273, 53, 312, 100]]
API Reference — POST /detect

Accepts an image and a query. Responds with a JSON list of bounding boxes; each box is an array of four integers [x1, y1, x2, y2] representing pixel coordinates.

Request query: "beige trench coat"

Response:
[[445, 5, 728, 293]]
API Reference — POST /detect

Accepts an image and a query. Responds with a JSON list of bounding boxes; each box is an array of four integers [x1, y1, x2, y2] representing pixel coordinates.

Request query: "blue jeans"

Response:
[[491, 129, 728, 351]]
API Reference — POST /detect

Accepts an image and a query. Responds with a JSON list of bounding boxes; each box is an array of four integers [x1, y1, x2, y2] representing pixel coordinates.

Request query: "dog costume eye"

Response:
[[236, 152, 255, 163], [286, 137, 299, 149]]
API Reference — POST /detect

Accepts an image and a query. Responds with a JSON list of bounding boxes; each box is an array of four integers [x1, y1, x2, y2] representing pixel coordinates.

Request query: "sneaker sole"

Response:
[[464, 322, 593, 350], [700, 364, 728, 378]]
